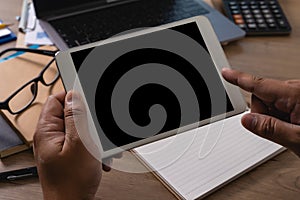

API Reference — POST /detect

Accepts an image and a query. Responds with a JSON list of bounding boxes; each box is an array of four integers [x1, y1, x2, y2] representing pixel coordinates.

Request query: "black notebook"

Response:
[[0, 113, 29, 158]]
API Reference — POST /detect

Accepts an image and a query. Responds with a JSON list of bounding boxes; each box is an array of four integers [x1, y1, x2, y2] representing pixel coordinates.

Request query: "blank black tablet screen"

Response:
[[70, 22, 234, 151]]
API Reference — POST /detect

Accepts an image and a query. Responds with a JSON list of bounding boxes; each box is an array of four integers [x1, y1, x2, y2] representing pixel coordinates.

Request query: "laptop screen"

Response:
[[33, 0, 108, 18], [69, 22, 234, 151]]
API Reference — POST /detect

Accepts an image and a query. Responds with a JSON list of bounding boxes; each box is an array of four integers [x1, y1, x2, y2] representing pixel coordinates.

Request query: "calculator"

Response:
[[222, 0, 291, 35]]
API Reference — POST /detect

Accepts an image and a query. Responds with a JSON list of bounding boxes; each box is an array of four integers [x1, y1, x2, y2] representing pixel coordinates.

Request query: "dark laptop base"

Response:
[[49, 0, 209, 48], [36, 0, 245, 50]]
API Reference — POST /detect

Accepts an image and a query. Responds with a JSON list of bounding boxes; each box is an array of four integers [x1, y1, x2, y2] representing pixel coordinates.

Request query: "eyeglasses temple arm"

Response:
[[0, 48, 57, 57]]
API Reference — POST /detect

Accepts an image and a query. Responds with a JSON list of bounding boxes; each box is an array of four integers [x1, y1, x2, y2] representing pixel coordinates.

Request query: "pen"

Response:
[[0, 166, 38, 181], [19, 0, 30, 32], [0, 23, 13, 29]]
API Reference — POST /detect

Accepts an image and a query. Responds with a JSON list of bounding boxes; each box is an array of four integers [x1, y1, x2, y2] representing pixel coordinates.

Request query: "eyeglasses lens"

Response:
[[8, 82, 37, 114], [43, 60, 59, 86]]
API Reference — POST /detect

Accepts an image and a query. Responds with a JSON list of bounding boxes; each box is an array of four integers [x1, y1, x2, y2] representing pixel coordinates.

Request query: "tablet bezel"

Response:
[[56, 16, 247, 159]]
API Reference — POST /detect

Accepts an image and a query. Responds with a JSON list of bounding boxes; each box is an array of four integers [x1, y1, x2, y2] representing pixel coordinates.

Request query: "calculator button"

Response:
[[230, 5, 239, 10], [240, 1, 247, 6], [229, 1, 237, 6], [260, 5, 268, 9], [259, 2, 266, 5], [250, 1, 256, 5], [241, 5, 249, 10], [246, 19, 255, 23], [243, 10, 251, 14], [269, 1, 276, 5], [248, 24, 257, 29], [252, 9, 260, 14], [254, 14, 263, 18], [271, 5, 278, 9], [233, 14, 243, 19], [238, 24, 246, 29], [235, 19, 245, 24], [278, 20, 287, 27], [244, 14, 253, 19], [256, 19, 265, 24], [231, 10, 240, 14], [268, 23, 277, 28], [262, 9, 271, 14], [251, 5, 258, 9], [275, 14, 282, 18], [266, 18, 275, 23], [258, 23, 267, 28], [273, 9, 280, 14], [264, 14, 273, 18]]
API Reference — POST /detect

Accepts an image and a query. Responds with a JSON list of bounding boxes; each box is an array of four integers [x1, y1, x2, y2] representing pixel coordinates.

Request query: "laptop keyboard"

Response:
[[49, 0, 209, 48]]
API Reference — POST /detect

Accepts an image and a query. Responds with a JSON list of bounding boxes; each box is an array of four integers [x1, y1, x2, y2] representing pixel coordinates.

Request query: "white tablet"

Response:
[[56, 16, 247, 160]]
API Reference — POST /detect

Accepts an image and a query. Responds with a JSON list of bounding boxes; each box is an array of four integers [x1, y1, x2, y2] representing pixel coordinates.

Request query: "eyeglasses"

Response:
[[0, 48, 59, 115]]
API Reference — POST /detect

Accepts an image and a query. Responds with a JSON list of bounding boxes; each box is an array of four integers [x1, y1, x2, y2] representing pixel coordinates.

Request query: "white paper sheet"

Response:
[[134, 112, 284, 199], [24, 3, 53, 45]]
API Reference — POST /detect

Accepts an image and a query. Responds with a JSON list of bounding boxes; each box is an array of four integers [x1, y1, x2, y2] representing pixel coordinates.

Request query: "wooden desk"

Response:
[[1, 0, 300, 199]]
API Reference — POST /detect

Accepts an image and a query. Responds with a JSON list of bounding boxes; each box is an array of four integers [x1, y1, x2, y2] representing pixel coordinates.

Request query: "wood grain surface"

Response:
[[0, 0, 300, 199]]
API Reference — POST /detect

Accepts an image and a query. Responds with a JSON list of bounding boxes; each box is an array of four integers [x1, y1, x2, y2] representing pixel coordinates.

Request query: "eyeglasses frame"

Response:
[[0, 48, 59, 115]]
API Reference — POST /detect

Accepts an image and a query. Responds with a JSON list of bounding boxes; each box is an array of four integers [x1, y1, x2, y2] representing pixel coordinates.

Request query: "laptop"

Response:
[[33, 0, 245, 50]]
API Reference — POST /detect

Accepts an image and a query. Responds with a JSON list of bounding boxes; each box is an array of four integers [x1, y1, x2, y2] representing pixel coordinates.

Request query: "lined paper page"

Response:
[[134, 112, 284, 199]]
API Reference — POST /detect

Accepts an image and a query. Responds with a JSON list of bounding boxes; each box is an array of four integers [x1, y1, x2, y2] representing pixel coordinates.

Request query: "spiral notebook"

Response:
[[134, 112, 285, 199]]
